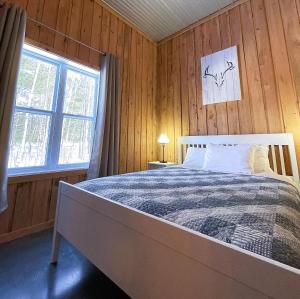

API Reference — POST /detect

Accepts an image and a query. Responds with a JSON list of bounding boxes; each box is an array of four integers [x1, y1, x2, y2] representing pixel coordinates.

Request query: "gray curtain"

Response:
[[87, 54, 119, 179], [0, 4, 26, 213]]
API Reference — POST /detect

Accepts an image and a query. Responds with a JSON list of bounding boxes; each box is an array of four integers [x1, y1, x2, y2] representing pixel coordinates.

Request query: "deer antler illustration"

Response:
[[203, 61, 235, 88], [203, 66, 217, 81], [221, 61, 235, 79]]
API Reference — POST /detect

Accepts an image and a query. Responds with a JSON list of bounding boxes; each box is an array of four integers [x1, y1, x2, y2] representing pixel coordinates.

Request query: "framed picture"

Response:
[[201, 46, 241, 105]]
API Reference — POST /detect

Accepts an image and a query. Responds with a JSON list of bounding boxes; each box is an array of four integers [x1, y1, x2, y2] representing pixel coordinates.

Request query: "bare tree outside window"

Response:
[[58, 70, 96, 164], [9, 112, 50, 168]]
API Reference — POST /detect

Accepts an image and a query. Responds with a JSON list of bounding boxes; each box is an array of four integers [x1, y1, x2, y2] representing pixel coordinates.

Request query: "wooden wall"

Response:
[[0, 170, 86, 243], [3, 0, 300, 243], [156, 0, 300, 166], [0, 0, 157, 242]]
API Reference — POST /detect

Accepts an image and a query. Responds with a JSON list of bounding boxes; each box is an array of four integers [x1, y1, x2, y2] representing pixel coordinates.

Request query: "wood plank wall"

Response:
[[0, 0, 157, 242], [156, 0, 300, 166], [0, 170, 86, 243], [3, 0, 300, 243]]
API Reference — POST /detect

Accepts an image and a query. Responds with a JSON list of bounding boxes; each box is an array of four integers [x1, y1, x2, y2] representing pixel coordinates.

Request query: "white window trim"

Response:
[[8, 44, 99, 175]]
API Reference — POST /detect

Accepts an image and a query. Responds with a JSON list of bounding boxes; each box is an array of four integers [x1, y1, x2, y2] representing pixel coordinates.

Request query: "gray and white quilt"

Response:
[[77, 166, 300, 269]]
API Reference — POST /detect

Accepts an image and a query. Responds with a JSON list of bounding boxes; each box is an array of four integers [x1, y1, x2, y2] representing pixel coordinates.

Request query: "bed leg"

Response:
[[51, 229, 62, 264]]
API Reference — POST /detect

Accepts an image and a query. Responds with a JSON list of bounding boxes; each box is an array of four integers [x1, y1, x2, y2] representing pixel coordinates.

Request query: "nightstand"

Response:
[[148, 161, 176, 170]]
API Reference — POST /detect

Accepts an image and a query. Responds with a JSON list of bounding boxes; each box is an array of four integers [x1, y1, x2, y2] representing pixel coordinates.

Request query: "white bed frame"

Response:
[[51, 133, 300, 299]]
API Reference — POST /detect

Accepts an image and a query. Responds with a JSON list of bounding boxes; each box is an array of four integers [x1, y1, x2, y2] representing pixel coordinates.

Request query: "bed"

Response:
[[51, 133, 300, 299]]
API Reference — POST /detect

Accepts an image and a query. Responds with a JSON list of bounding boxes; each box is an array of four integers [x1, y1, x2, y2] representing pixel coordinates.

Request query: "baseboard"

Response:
[[0, 221, 54, 244]]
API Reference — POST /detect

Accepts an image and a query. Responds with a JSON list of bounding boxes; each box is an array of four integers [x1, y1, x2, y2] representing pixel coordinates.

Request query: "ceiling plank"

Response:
[[102, 0, 242, 42]]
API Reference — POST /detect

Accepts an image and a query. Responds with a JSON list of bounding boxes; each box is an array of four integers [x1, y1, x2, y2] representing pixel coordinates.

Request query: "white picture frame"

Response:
[[201, 46, 241, 105]]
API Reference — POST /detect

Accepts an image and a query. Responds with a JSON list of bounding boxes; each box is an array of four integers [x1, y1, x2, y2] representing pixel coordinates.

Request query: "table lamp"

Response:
[[158, 134, 169, 163]]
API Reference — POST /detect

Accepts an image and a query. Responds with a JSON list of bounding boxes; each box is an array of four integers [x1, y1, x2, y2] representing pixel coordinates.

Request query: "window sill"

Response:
[[8, 167, 88, 184]]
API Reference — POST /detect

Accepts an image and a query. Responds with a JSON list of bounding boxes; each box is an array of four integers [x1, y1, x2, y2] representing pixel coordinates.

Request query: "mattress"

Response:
[[76, 166, 300, 269]]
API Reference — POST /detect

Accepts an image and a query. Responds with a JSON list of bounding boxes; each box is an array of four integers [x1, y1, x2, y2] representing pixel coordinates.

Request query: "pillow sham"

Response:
[[202, 144, 253, 174], [182, 147, 206, 169], [252, 145, 273, 173]]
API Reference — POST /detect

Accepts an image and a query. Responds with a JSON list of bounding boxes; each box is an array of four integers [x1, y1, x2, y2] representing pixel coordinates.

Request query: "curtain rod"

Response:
[[27, 16, 106, 56]]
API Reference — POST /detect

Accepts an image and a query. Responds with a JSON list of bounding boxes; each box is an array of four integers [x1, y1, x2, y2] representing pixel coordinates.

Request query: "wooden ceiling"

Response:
[[101, 0, 236, 41]]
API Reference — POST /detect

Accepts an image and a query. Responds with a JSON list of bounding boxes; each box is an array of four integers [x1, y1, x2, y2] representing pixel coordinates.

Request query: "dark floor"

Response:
[[0, 229, 130, 299]]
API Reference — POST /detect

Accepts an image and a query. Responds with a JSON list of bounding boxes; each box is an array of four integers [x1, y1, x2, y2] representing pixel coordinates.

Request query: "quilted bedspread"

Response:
[[77, 166, 300, 269]]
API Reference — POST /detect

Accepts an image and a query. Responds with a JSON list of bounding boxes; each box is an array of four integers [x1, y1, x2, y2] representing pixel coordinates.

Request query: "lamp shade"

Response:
[[158, 134, 169, 144]]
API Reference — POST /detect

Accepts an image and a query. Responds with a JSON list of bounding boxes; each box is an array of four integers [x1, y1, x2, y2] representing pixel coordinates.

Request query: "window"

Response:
[[8, 44, 99, 174]]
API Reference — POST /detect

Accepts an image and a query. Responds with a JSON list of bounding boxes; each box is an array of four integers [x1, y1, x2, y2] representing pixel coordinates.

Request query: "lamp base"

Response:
[[159, 160, 167, 163]]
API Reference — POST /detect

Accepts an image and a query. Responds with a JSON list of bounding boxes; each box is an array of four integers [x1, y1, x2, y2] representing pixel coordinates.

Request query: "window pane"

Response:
[[16, 54, 57, 111], [59, 118, 93, 164], [63, 70, 96, 116], [9, 112, 50, 168]]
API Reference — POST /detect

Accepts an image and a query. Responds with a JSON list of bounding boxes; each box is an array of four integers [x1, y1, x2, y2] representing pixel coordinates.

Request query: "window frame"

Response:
[[8, 45, 99, 175]]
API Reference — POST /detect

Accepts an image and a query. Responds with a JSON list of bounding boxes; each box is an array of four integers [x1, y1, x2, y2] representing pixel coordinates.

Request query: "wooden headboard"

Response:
[[178, 133, 299, 183]]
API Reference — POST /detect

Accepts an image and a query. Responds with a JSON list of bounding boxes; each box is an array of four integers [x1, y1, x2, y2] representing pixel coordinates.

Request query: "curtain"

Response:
[[87, 54, 119, 179], [0, 4, 26, 213]]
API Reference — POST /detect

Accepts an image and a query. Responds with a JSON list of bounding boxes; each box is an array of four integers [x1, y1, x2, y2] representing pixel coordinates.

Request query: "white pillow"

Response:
[[202, 144, 253, 174], [182, 147, 206, 169], [252, 145, 273, 173]]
